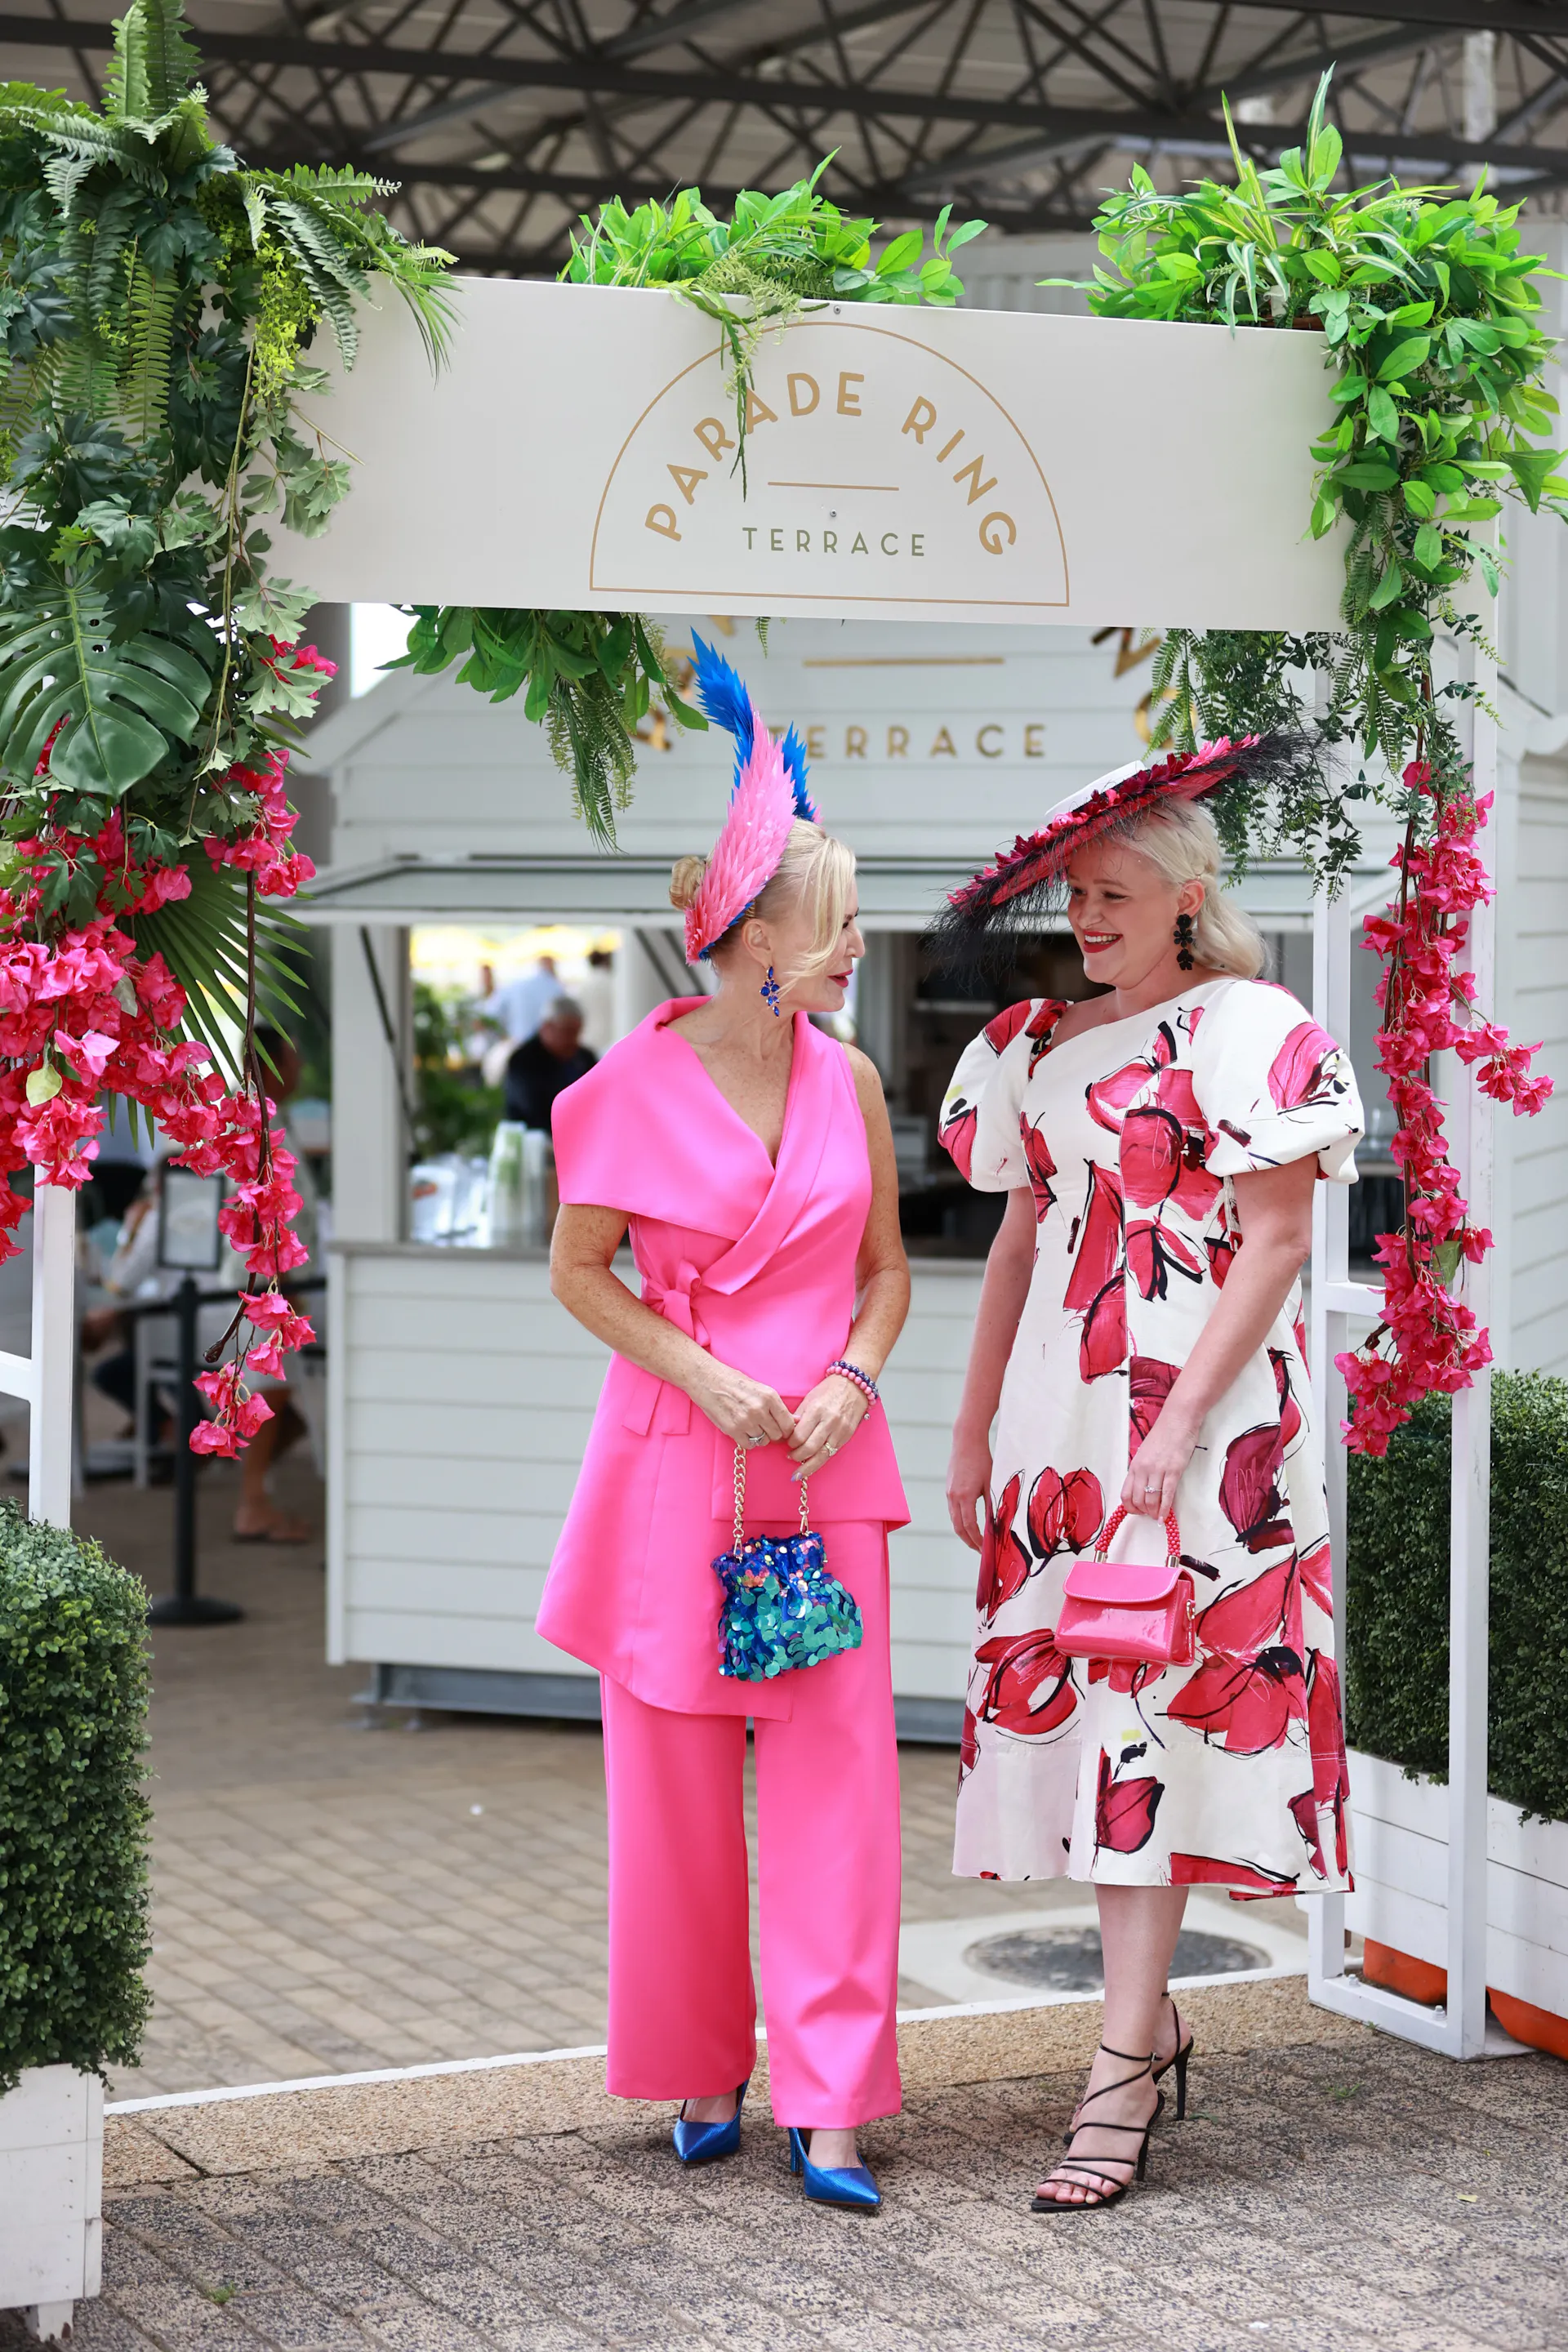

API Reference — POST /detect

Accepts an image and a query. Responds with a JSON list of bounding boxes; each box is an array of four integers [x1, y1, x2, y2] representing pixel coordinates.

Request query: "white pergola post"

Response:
[[1307, 635, 1498, 2058], [0, 1181, 76, 1531]]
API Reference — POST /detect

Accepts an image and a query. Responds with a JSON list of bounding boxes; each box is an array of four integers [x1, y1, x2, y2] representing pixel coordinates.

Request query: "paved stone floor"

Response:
[[12, 2036, 1568, 2352], [81, 1456, 1269, 2097]]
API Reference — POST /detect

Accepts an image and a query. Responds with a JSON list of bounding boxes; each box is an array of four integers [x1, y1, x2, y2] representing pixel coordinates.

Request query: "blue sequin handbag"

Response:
[[712, 1442, 863, 1681]]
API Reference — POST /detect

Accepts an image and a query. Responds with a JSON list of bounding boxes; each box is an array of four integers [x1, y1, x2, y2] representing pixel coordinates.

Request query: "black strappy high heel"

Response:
[[1152, 1994, 1195, 2122], [1031, 2044, 1162, 2216]]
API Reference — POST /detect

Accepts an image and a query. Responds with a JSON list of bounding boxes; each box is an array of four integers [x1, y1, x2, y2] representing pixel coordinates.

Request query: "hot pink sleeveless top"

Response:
[[537, 1000, 908, 1717]]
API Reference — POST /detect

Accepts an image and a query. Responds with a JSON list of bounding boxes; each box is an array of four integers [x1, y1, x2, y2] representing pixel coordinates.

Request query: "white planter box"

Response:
[[1347, 1747, 1568, 2021], [0, 2066, 103, 2343]]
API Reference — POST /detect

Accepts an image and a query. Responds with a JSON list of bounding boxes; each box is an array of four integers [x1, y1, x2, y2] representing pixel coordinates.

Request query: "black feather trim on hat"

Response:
[[925, 733, 1318, 974]]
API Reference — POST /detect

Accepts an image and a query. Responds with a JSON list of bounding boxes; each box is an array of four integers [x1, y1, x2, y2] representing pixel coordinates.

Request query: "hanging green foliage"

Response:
[[1062, 69, 1565, 871], [0, 0, 455, 1061], [394, 168, 985, 844]]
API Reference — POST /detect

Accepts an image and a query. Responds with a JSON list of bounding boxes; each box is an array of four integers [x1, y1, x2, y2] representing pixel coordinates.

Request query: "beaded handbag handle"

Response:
[[732, 1442, 809, 1551], [1091, 1502, 1181, 1566]]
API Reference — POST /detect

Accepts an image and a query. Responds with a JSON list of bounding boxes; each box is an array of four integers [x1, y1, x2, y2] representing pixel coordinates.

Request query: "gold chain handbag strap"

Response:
[[731, 1442, 810, 1550]]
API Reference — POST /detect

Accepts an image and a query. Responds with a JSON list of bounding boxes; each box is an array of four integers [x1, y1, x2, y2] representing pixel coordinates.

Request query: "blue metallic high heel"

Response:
[[787, 2125, 880, 2211], [672, 2078, 749, 2164]]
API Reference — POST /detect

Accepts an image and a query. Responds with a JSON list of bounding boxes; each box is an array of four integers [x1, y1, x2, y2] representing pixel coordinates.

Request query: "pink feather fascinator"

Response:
[[684, 635, 820, 962]]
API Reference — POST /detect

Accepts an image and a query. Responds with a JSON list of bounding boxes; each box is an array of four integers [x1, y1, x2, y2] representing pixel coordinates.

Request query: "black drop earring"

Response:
[[1174, 912, 1197, 972]]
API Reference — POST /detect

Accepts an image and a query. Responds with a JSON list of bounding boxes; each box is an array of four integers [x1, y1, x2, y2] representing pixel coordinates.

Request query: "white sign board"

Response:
[[283, 278, 1343, 629]]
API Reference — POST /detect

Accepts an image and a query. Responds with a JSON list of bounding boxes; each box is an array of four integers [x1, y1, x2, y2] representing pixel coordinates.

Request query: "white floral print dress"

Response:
[[938, 978, 1364, 1894]]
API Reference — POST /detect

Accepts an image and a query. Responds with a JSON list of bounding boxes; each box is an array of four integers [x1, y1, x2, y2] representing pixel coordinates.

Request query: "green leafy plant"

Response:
[[390, 608, 701, 846], [399, 169, 984, 844], [1345, 1374, 1568, 1824], [1067, 69, 1564, 861], [0, 1499, 150, 2092], [0, 0, 455, 1060], [413, 979, 501, 1159]]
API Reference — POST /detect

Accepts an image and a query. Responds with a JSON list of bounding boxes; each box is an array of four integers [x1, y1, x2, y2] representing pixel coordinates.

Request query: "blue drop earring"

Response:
[[760, 964, 782, 1017]]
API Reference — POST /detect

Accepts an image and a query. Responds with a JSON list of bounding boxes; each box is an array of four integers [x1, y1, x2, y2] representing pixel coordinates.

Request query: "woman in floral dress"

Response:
[[936, 739, 1363, 2216]]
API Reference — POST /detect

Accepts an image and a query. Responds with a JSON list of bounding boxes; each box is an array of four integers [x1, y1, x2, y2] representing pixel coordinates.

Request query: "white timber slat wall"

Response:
[[332, 1242, 985, 1702], [1507, 752, 1568, 1376]]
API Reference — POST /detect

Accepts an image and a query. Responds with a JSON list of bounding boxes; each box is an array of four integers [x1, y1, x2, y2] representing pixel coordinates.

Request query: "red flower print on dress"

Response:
[[1170, 1854, 1298, 1893], [974, 1629, 1077, 1737], [1063, 1165, 1123, 1311], [1205, 1230, 1238, 1287], [1129, 1356, 1179, 1444], [1271, 1348, 1303, 1450], [1020, 1115, 1057, 1221], [1166, 1643, 1307, 1753], [1298, 1536, 1333, 1617], [1193, 1548, 1305, 1663], [978, 1472, 1030, 1616], [1121, 1106, 1184, 1208], [1303, 1648, 1351, 1878], [983, 1000, 1036, 1054], [1087, 1058, 1154, 1134], [1080, 1274, 1128, 1381], [939, 1098, 978, 1182], [1218, 1423, 1294, 1554], [1088, 1655, 1160, 1697], [1094, 1750, 1163, 1854], [1125, 1218, 1204, 1301], [1025, 998, 1067, 1071], [959, 1704, 978, 1784], [1268, 1020, 1343, 1111], [1027, 1465, 1103, 1557]]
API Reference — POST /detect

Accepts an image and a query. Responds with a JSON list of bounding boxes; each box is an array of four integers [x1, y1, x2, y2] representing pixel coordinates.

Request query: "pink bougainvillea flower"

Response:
[[1027, 1464, 1103, 1558], [1094, 1750, 1162, 1854], [973, 1628, 1077, 1737]]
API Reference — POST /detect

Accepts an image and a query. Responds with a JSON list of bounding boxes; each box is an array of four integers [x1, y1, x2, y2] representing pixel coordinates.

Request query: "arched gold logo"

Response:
[[590, 317, 1069, 608]]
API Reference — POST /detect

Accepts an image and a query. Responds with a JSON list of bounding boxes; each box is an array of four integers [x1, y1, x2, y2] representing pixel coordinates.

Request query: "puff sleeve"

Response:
[[1192, 981, 1364, 1185], [938, 998, 1063, 1191]]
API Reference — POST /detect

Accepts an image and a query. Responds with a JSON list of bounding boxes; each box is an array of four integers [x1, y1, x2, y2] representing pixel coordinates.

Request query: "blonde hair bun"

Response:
[[668, 853, 708, 912]]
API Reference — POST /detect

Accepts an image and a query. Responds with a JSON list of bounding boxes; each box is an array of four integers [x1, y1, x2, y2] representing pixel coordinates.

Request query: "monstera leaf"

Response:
[[130, 850, 305, 1082], [0, 581, 213, 795]]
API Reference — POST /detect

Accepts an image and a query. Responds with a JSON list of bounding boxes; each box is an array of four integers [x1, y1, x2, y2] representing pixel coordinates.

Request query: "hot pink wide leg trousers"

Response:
[[599, 1521, 902, 2128]]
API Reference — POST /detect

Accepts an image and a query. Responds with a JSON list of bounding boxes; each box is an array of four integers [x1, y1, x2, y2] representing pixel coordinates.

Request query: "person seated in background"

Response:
[[503, 996, 597, 1129]]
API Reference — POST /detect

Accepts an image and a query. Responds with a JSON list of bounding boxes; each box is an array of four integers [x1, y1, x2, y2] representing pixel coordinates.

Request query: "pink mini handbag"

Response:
[[1054, 1503, 1196, 1669]]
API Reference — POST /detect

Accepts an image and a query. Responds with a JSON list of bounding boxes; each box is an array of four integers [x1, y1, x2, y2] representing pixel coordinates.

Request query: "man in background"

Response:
[[484, 953, 560, 1046], [503, 996, 596, 1129]]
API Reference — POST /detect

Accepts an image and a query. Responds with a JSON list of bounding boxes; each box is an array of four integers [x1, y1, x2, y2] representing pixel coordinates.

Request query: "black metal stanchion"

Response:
[[148, 1271, 242, 1628]]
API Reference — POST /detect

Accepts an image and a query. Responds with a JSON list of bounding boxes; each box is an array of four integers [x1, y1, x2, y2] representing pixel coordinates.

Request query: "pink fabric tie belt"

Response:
[[621, 1263, 707, 1435]]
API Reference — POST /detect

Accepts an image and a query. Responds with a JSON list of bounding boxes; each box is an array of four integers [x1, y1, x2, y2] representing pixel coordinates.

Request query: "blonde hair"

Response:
[[670, 821, 857, 987], [1105, 800, 1269, 980]]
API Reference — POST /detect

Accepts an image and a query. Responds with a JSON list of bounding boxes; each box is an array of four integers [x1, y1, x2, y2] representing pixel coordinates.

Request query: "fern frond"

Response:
[[120, 260, 176, 441], [105, 0, 201, 122]]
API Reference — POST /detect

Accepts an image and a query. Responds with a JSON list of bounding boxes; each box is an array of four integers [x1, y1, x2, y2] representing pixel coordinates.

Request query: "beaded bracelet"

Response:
[[827, 1358, 880, 1408]]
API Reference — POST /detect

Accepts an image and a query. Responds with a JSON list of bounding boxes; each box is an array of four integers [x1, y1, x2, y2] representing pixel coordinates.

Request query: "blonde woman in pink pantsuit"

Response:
[[540, 641, 910, 2209]]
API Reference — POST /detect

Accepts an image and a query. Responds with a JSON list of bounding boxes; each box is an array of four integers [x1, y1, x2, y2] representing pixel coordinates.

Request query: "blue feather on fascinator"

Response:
[[689, 633, 817, 822]]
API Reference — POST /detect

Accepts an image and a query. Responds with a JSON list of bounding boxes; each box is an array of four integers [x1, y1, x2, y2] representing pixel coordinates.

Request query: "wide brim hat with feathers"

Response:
[[683, 634, 819, 963], [929, 733, 1316, 968]]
